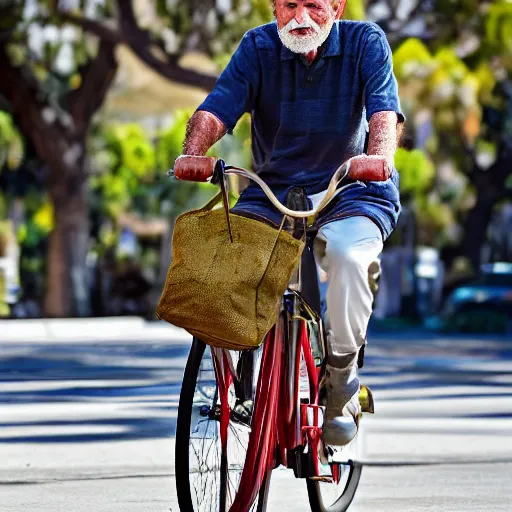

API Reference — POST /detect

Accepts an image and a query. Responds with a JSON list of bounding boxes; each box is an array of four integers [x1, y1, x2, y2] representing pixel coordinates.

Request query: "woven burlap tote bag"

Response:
[[156, 191, 305, 350]]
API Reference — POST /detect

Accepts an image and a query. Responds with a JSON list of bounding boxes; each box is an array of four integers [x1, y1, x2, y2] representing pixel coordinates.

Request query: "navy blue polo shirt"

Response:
[[197, 20, 404, 239]]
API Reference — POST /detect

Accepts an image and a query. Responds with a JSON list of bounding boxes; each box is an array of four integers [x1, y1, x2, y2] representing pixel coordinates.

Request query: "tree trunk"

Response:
[[0, 38, 118, 318], [462, 194, 496, 272], [462, 145, 512, 271], [45, 176, 90, 317]]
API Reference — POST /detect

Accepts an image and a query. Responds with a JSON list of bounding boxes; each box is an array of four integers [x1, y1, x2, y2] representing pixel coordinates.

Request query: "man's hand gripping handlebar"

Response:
[[168, 154, 391, 218]]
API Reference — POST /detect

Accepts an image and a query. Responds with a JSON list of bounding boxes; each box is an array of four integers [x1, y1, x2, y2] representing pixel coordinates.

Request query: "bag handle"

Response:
[[219, 172, 233, 243], [197, 173, 303, 249], [199, 190, 224, 212], [197, 177, 234, 243]]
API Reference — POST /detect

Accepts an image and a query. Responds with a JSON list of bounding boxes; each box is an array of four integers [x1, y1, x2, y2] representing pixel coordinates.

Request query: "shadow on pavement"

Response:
[[1, 332, 512, 444], [0, 340, 190, 443]]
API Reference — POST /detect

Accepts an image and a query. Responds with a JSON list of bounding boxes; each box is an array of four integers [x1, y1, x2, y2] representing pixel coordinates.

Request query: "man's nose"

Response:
[[295, 5, 306, 24]]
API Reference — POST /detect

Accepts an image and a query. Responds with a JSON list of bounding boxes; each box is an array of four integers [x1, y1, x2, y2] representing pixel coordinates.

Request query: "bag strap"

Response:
[[197, 178, 233, 243], [219, 173, 234, 243], [199, 190, 223, 212], [198, 179, 305, 247]]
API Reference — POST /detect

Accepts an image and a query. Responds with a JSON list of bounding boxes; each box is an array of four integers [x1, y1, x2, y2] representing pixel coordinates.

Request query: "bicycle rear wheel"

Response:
[[175, 337, 273, 512], [299, 232, 364, 512]]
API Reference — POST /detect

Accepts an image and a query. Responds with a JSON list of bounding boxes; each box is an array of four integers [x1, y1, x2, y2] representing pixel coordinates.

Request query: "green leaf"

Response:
[[393, 38, 434, 81], [486, 1, 512, 51], [343, 0, 365, 20], [394, 148, 435, 196], [156, 110, 192, 171], [0, 112, 24, 170]]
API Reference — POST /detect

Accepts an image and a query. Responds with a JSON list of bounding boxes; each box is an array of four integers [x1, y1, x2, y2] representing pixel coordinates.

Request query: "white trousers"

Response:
[[314, 215, 383, 368]]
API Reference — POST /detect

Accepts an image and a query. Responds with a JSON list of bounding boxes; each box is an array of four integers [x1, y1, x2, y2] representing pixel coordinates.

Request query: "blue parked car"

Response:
[[442, 262, 512, 333]]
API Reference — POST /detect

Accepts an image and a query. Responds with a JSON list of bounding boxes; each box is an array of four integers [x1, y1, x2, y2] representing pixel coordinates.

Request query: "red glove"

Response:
[[347, 155, 391, 182], [173, 155, 217, 182]]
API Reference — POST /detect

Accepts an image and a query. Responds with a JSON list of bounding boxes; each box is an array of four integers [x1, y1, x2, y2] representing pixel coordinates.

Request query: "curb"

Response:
[[0, 317, 190, 343]]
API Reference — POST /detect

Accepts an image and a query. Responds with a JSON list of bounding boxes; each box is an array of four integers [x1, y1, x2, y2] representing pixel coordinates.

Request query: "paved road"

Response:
[[1, 324, 512, 511]]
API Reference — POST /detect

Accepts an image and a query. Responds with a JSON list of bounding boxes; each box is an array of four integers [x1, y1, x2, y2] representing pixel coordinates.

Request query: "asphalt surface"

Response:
[[1, 323, 512, 511]]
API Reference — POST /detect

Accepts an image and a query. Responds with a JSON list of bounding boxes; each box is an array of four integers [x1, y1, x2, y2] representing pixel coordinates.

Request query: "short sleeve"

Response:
[[196, 32, 260, 134], [360, 26, 405, 123]]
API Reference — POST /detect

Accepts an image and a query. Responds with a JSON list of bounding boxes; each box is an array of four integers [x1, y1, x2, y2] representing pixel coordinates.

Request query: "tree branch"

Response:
[[128, 41, 218, 91], [460, 140, 482, 184], [0, 44, 45, 143], [0, 42, 67, 186], [68, 39, 118, 134], [57, 4, 218, 92], [116, 0, 217, 90], [56, 11, 123, 45]]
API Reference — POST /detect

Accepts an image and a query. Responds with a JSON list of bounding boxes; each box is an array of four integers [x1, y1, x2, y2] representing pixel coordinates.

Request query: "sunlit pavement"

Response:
[[1, 320, 511, 511]]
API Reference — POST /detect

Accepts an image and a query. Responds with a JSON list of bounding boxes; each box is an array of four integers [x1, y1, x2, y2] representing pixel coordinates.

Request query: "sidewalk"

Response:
[[0, 317, 189, 343]]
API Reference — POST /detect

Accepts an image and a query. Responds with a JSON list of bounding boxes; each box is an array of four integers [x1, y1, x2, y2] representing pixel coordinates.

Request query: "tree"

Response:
[[3, 0, 509, 317], [0, 0, 270, 316], [369, 0, 512, 270]]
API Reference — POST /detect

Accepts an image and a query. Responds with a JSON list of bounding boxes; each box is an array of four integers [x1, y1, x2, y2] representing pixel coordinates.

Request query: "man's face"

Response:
[[274, 1, 340, 54]]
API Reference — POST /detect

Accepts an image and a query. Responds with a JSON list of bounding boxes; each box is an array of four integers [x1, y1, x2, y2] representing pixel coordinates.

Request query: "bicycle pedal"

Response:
[[359, 384, 375, 414], [310, 476, 333, 483]]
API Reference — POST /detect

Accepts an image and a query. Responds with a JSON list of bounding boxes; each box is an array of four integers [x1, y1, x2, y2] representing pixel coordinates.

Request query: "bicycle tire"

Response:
[[175, 337, 272, 512], [301, 310, 364, 512], [307, 462, 363, 512]]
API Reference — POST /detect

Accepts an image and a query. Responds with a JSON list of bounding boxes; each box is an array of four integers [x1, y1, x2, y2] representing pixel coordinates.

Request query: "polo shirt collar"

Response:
[[280, 21, 341, 61], [322, 22, 341, 57]]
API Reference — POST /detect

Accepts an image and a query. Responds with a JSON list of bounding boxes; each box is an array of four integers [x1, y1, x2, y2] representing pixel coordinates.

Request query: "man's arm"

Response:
[[359, 25, 405, 175], [347, 111, 403, 181], [182, 31, 260, 157], [367, 111, 400, 172], [183, 111, 227, 156]]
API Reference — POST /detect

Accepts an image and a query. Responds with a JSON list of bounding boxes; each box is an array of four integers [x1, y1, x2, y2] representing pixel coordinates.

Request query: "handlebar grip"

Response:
[[347, 156, 390, 182], [173, 155, 217, 182]]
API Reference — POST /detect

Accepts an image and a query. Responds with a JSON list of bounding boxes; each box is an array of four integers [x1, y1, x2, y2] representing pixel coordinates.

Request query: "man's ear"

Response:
[[334, 0, 347, 19]]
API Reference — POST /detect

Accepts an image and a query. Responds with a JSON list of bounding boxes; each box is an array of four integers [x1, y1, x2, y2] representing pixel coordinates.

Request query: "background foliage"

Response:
[[0, 0, 511, 318]]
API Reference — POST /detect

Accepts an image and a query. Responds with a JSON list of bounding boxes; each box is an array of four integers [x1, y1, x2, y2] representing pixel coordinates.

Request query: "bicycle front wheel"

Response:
[[307, 464, 362, 512], [175, 337, 272, 512], [306, 431, 364, 512]]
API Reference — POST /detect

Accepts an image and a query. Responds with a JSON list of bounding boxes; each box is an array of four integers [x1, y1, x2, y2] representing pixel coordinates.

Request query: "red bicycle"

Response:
[[174, 159, 379, 511]]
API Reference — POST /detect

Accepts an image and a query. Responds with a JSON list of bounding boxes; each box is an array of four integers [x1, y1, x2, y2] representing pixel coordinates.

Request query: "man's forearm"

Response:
[[183, 111, 227, 156], [367, 111, 400, 170]]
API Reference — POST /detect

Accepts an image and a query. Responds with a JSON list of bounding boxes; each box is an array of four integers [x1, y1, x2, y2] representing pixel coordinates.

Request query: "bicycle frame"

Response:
[[173, 158, 381, 511], [210, 280, 326, 512]]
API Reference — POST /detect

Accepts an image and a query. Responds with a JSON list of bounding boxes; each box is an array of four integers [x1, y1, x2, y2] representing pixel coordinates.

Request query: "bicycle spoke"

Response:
[[184, 344, 265, 512]]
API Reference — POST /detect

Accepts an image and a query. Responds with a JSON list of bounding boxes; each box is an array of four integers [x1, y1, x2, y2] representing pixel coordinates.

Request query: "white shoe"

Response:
[[320, 363, 361, 446]]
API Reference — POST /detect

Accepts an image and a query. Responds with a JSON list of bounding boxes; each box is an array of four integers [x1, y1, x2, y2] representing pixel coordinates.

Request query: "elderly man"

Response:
[[177, 0, 404, 446]]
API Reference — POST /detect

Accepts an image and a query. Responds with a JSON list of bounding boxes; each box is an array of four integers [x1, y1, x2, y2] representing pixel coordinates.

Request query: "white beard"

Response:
[[277, 12, 334, 55]]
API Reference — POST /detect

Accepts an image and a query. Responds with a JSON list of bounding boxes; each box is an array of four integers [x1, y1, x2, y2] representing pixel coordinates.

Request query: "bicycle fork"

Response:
[[224, 321, 285, 512]]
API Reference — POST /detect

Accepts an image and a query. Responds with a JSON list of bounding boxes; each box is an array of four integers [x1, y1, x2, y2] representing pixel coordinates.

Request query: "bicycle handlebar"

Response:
[[169, 154, 389, 219], [222, 164, 349, 218]]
